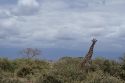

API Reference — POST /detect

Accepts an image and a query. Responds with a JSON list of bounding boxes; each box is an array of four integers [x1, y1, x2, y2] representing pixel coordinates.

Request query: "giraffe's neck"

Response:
[[81, 39, 97, 68], [85, 42, 96, 60]]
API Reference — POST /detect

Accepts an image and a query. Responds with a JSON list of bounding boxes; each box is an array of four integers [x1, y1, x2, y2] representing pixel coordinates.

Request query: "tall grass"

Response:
[[0, 56, 125, 83]]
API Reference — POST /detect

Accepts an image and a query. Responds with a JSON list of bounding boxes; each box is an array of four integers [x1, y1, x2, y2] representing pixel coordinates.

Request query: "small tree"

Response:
[[21, 48, 41, 59]]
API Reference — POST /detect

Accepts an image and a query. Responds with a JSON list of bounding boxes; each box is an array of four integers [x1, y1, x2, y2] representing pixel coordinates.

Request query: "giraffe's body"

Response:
[[81, 39, 97, 68]]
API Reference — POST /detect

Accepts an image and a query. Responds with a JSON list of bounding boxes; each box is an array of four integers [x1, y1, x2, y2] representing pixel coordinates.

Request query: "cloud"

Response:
[[0, 9, 11, 18], [0, 0, 125, 51], [12, 0, 40, 16]]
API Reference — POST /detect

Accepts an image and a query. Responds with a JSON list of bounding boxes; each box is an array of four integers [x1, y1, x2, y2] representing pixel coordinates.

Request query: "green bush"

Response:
[[0, 58, 17, 72], [84, 70, 124, 83], [0, 56, 125, 83], [36, 74, 62, 83], [17, 66, 33, 78], [0, 78, 23, 83]]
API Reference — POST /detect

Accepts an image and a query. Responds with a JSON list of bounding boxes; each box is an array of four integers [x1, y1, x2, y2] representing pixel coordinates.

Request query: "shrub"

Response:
[[17, 66, 33, 78], [0, 58, 17, 72], [36, 74, 62, 83], [84, 70, 124, 83]]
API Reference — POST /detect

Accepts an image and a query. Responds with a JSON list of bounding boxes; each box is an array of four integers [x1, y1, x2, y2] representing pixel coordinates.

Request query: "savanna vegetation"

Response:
[[0, 55, 125, 83]]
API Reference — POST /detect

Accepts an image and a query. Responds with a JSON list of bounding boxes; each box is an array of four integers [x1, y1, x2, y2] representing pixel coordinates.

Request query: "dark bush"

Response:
[[37, 74, 62, 83], [17, 66, 33, 78]]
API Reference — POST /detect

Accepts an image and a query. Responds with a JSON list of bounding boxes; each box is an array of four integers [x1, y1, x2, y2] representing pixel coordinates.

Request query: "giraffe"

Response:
[[81, 38, 97, 68]]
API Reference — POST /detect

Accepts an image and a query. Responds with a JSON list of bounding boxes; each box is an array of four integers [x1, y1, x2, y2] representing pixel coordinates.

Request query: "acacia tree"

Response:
[[21, 48, 41, 59]]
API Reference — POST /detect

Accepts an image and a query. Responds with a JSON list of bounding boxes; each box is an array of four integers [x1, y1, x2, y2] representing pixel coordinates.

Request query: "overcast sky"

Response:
[[0, 0, 125, 59]]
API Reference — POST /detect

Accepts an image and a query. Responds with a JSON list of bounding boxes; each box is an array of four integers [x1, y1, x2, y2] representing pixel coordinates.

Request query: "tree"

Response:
[[21, 48, 41, 59]]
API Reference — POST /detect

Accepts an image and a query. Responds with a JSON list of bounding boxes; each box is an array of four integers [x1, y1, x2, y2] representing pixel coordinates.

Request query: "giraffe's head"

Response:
[[92, 38, 97, 43]]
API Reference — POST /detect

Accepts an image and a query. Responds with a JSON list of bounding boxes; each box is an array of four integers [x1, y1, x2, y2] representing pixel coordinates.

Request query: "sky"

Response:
[[0, 0, 125, 60]]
